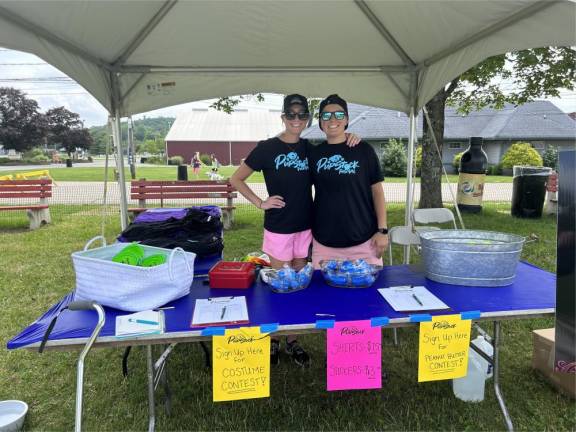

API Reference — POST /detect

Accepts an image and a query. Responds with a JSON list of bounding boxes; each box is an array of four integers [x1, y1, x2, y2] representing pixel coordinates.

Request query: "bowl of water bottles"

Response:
[[265, 263, 314, 293], [319, 259, 381, 288]]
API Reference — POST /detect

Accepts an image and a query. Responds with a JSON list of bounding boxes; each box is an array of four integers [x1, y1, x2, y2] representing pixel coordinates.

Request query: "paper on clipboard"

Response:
[[378, 285, 449, 312], [191, 296, 249, 327], [115, 310, 164, 338]]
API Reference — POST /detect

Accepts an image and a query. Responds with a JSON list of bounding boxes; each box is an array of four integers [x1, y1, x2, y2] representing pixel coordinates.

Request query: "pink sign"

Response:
[[327, 320, 382, 391]]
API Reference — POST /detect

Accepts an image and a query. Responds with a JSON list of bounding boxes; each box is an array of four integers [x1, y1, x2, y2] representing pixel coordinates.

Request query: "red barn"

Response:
[[165, 108, 284, 165]]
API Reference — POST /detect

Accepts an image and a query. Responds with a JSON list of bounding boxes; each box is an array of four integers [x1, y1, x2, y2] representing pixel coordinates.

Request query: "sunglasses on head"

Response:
[[284, 112, 310, 120], [320, 111, 346, 121]]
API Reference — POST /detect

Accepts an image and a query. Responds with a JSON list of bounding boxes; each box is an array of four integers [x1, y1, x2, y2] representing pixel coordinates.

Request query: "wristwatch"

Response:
[[378, 227, 389, 235]]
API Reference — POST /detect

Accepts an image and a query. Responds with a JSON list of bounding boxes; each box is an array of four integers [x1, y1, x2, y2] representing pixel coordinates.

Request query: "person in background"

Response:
[[191, 152, 201, 179], [210, 154, 220, 173], [230, 94, 360, 367], [308, 94, 388, 269]]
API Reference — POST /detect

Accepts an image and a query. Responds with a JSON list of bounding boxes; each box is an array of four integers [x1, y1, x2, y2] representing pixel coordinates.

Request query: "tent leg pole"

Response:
[[112, 112, 129, 230], [404, 107, 417, 264]]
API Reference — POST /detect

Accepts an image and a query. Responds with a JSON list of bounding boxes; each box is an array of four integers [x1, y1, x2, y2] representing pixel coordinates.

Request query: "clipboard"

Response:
[[191, 296, 250, 327], [378, 285, 450, 312]]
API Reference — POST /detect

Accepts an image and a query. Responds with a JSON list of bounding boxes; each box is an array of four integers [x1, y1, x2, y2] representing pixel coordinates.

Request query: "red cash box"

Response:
[[208, 261, 256, 289]]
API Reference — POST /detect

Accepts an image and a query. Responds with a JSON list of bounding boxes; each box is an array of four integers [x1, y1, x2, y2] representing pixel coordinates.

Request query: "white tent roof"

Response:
[[165, 109, 284, 142], [0, 0, 574, 116]]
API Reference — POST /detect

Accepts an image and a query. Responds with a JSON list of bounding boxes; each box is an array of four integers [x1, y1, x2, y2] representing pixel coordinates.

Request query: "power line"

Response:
[[0, 63, 50, 66], [23, 92, 89, 96]]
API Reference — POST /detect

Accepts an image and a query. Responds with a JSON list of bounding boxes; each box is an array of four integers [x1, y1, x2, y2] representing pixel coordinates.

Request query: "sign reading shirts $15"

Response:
[[327, 320, 382, 391]]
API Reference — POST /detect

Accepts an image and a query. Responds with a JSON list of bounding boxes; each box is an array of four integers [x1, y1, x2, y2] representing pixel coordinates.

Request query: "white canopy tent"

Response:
[[0, 0, 574, 231]]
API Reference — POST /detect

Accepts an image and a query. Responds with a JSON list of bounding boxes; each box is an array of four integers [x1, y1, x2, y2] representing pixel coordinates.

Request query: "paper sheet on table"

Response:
[[191, 296, 249, 326], [378, 285, 449, 311], [115, 310, 164, 338]]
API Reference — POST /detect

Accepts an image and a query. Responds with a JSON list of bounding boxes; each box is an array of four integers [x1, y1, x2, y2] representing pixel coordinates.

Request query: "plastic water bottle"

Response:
[[452, 336, 494, 402]]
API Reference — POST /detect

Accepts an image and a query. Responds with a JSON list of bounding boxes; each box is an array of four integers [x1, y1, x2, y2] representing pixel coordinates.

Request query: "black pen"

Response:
[[412, 293, 424, 306], [220, 307, 227, 320]]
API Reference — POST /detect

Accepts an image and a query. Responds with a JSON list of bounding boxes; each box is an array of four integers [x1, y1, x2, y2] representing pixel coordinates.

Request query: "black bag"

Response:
[[119, 208, 224, 257]]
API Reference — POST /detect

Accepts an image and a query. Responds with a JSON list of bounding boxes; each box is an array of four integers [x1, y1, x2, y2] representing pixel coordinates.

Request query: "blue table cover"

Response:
[[194, 253, 221, 276], [7, 262, 555, 350]]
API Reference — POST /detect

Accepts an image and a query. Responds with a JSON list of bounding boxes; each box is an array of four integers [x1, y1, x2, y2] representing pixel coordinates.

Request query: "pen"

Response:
[[155, 306, 175, 310], [220, 307, 227, 320], [128, 318, 159, 325], [412, 293, 424, 306]]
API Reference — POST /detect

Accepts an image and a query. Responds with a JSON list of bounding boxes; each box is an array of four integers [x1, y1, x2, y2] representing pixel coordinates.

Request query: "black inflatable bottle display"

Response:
[[456, 137, 488, 213]]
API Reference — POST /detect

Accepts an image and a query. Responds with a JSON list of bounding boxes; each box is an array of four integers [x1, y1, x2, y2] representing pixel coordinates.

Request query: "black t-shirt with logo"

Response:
[[244, 137, 313, 234], [309, 141, 384, 248]]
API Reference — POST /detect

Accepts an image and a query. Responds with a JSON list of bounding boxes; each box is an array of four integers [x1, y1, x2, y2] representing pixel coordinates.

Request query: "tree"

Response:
[[45, 106, 82, 150], [420, 46, 575, 208], [210, 94, 265, 113], [61, 128, 93, 157], [0, 87, 46, 152], [44, 106, 94, 157], [212, 94, 321, 127]]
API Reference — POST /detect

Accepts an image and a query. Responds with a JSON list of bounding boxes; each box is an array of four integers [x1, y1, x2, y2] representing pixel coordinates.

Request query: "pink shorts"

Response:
[[311, 237, 383, 269], [262, 229, 312, 262]]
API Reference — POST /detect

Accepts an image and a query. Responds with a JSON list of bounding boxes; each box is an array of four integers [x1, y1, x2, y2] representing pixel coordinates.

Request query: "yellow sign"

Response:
[[418, 315, 471, 382], [212, 327, 270, 402]]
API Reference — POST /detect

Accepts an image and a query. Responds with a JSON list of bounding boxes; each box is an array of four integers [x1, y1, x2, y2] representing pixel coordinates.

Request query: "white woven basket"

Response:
[[72, 236, 196, 311]]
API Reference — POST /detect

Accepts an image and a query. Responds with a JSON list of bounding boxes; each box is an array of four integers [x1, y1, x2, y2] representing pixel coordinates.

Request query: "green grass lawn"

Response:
[[0, 165, 512, 184], [0, 204, 572, 431]]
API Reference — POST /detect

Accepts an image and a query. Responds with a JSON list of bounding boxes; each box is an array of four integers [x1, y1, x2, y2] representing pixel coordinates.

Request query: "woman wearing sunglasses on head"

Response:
[[230, 94, 360, 367], [308, 94, 389, 269]]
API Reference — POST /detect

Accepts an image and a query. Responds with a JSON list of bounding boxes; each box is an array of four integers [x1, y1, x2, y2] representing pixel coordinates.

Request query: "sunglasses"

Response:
[[284, 112, 310, 120], [320, 111, 346, 121]]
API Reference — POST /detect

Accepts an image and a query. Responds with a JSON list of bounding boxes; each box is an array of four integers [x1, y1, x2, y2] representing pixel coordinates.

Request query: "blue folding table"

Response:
[[8, 262, 555, 432]]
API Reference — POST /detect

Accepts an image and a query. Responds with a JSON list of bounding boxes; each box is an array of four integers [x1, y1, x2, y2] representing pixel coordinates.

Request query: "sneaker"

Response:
[[270, 339, 280, 365], [285, 340, 310, 367]]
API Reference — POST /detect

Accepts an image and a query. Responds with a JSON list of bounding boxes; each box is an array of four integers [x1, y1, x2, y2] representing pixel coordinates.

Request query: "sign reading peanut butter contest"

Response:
[[327, 320, 382, 391], [213, 327, 270, 402], [418, 315, 471, 382]]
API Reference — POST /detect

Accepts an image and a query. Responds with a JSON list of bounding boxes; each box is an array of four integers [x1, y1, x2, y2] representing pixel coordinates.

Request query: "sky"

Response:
[[1, 48, 574, 127]]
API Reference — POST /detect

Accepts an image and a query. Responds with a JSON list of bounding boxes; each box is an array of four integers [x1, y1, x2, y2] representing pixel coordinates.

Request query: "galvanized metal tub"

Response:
[[419, 230, 525, 287]]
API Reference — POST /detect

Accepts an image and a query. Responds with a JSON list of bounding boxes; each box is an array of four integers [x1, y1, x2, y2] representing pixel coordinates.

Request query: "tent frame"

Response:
[[0, 0, 559, 233]]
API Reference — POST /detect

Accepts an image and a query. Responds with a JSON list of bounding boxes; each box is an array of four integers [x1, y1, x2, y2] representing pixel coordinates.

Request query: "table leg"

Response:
[[493, 321, 514, 432], [146, 345, 155, 432]]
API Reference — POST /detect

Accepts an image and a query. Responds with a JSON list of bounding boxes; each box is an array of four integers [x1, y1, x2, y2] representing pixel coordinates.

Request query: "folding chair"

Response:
[[412, 208, 457, 231], [388, 225, 422, 266], [387, 226, 422, 346]]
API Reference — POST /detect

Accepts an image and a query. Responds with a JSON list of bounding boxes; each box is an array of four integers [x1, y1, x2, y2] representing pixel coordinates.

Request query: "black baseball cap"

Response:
[[283, 94, 309, 113], [318, 94, 349, 130]]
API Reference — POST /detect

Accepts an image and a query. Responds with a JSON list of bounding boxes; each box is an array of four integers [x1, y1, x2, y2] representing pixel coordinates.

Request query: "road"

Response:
[[0, 181, 513, 205]]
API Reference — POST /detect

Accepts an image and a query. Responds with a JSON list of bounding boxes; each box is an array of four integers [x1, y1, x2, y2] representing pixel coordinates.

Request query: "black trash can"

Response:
[[511, 166, 551, 218], [177, 164, 188, 181], [66, 158, 73, 168]]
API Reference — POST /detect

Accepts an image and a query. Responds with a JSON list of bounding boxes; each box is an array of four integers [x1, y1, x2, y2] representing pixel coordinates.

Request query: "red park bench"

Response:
[[129, 179, 237, 229], [0, 179, 52, 230]]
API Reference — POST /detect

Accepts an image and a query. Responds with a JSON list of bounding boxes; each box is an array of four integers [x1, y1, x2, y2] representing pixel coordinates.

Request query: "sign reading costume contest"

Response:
[[213, 327, 270, 402]]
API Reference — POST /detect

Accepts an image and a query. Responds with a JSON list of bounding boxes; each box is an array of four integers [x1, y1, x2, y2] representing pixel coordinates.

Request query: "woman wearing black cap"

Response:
[[230, 94, 360, 367], [309, 94, 389, 268]]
